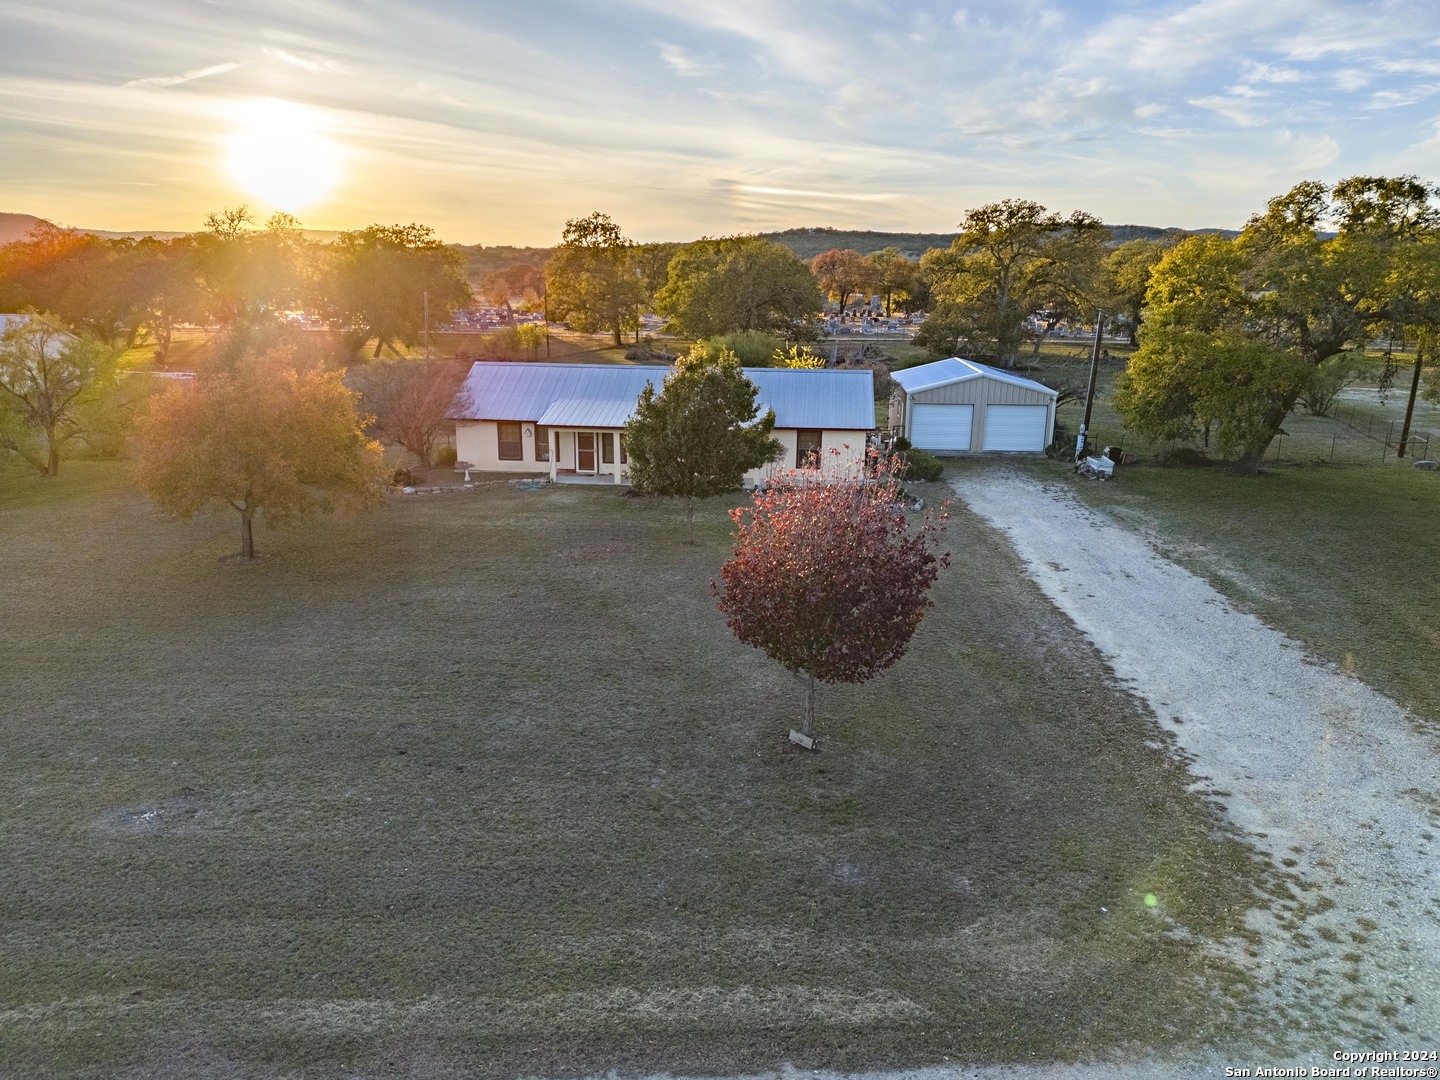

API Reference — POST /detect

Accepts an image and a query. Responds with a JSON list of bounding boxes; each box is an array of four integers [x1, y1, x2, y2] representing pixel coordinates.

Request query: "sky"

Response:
[[3, 0, 1440, 245]]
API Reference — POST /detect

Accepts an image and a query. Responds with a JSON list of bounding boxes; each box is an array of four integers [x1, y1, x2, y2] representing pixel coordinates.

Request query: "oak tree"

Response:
[[544, 212, 646, 347], [134, 345, 385, 559], [322, 223, 471, 358], [656, 236, 821, 339], [917, 200, 1107, 367], [810, 248, 876, 314], [713, 460, 949, 737]]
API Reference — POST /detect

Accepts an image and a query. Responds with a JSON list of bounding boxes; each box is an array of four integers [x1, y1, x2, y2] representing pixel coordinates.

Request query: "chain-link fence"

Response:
[[1060, 387, 1440, 469]]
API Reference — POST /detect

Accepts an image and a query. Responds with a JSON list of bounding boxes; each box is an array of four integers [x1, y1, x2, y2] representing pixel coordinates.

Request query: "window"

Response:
[[535, 425, 551, 463], [796, 429, 822, 468], [498, 422, 522, 461], [620, 434, 627, 465], [601, 431, 615, 465]]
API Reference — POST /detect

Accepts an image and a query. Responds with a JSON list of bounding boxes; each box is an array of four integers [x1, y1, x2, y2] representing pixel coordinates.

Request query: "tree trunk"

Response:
[[685, 496, 695, 544], [802, 672, 815, 737], [1228, 450, 1264, 476], [372, 337, 384, 360], [240, 510, 255, 559], [155, 320, 173, 365], [45, 443, 59, 477], [613, 325, 623, 347], [1397, 349, 1425, 458]]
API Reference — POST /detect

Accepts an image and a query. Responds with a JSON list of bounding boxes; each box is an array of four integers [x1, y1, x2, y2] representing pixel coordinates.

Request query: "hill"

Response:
[[2, 213, 1240, 269], [0, 213, 44, 247]]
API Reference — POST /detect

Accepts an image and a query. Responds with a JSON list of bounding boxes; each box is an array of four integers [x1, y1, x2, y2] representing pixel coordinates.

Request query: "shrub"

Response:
[[701, 330, 780, 367], [899, 447, 944, 481], [1045, 422, 1073, 460], [434, 445, 458, 467], [1299, 352, 1363, 416]]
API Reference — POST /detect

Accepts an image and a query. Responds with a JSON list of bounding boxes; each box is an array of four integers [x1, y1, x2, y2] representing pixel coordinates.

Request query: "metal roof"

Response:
[[448, 362, 875, 430], [536, 396, 643, 428], [890, 357, 1056, 398]]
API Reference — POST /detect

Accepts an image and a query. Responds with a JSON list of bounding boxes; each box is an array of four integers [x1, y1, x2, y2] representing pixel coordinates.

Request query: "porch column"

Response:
[[612, 432, 622, 484], [549, 428, 558, 482]]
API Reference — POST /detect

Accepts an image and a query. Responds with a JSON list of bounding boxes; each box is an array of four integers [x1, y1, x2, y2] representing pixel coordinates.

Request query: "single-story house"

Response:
[[889, 358, 1058, 454], [447, 361, 876, 485]]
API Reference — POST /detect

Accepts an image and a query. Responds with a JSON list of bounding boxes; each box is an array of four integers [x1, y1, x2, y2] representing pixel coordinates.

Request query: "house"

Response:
[[447, 362, 876, 485], [889, 358, 1057, 454]]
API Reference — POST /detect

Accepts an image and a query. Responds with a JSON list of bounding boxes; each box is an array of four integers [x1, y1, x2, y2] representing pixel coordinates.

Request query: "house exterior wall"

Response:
[[455, 420, 550, 473], [751, 429, 868, 484], [904, 378, 1055, 453], [457, 420, 869, 484]]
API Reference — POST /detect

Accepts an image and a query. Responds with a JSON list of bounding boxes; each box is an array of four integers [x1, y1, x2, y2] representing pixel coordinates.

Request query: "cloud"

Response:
[[261, 47, 347, 75], [122, 62, 240, 88], [1244, 62, 1305, 84], [1188, 94, 1264, 127], [1366, 87, 1440, 110], [656, 42, 719, 77]]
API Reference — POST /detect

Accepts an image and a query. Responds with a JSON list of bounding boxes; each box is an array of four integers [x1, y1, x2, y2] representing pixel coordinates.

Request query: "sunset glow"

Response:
[[224, 98, 342, 213]]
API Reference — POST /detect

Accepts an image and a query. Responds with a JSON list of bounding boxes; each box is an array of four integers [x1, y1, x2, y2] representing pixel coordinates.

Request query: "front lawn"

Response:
[[0, 463, 1273, 1077]]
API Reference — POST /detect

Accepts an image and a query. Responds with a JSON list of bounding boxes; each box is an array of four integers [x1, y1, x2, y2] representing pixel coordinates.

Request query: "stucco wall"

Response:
[[455, 420, 548, 473], [456, 421, 869, 484]]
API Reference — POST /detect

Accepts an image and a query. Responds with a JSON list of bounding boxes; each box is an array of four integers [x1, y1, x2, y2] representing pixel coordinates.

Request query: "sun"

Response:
[[225, 98, 343, 212]]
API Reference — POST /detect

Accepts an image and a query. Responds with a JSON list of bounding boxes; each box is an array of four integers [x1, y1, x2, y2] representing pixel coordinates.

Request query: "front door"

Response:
[[576, 432, 596, 473]]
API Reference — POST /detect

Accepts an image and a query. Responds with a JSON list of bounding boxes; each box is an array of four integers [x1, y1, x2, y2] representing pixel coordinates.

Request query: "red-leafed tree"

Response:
[[712, 458, 949, 739]]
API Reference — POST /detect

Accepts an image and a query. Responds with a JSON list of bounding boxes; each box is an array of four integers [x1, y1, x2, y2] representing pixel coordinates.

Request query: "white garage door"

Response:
[[982, 404, 1050, 451], [909, 403, 973, 452]]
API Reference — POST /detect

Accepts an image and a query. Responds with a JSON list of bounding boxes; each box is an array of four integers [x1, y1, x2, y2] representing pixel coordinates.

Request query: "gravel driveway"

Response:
[[953, 466, 1440, 1054]]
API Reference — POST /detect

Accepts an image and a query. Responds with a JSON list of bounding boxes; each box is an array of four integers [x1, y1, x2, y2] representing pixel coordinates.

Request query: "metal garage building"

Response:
[[890, 358, 1057, 455]]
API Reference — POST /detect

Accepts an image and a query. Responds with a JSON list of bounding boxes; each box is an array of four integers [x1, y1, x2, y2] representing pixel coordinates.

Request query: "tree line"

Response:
[[0, 207, 472, 364], [1115, 176, 1440, 474]]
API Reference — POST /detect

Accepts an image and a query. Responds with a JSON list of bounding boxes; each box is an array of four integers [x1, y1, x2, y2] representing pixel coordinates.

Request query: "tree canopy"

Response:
[[656, 236, 821, 339], [623, 345, 783, 534], [0, 315, 120, 476], [917, 199, 1108, 367], [713, 460, 949, 737], [810, 248, 875, 313], [1114, 177, 1440, 472], [544, 212, 646, 347], [322, 223, 471, 358], [134, 345, 386, 559], [348, 359, 470, 467]]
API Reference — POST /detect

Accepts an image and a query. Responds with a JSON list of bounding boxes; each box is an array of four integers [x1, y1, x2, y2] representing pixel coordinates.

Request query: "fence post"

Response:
[[1330, 433, 1337, 462], [1274, 435, 1283, 463]]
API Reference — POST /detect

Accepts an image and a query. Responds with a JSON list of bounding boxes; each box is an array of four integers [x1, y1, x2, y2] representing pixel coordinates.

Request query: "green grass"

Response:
[[1025, 456, 1440, 728], [1, 463, 1278, 1077]]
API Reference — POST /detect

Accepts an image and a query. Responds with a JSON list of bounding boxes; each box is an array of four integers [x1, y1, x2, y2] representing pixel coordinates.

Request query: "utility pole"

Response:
[[423, 290, 431, 362], [1075, 313, 1104, 460], [1397, 336, 1426, 457]]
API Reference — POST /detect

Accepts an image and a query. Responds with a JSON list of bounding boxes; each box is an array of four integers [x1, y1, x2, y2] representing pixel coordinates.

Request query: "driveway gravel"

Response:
[[953, 466, 1440, 1054]]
